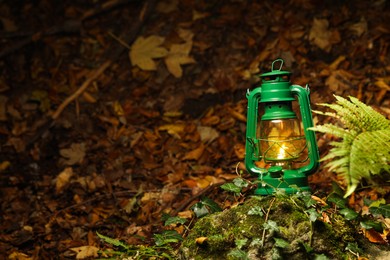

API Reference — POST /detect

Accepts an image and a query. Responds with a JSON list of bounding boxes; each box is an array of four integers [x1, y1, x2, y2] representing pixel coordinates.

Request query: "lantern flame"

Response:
[[277, 143, 287, 159]]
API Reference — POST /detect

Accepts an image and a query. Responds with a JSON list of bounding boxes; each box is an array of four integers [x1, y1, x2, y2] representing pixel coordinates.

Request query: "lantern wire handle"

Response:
[[271, 58, 284, 71]]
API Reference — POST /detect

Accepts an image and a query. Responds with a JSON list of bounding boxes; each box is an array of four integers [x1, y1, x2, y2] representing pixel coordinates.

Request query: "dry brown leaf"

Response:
[[70, 245, 99, 259], [0, 160, 10, 171], [129, 35, 168, 71], [228, 108, 246, 123], [177, 28, 194, 42], [325, 70, 354, 92], [195, 236, 208, 245], [375, 80, 390, 91], [0, 95, 8, 121], [8, 252, 32, 260], [329, 56, 346, 71], [309, 18, 339, 52], [183, 144, 205, 160], [156, 0, 178, 13], [233, 143, 245, 159], [59, 142, 86, 165], [165, 41, 196, 78], [55, 167, 74, 194], [363, 229, 387, 244], [0, 17, 18, 32], [349, 17, 367, 37], [193, 10, 209, 21], [158, 124, 185, 138], [164, 28, 195, 78], [197, 126, 219, 144]]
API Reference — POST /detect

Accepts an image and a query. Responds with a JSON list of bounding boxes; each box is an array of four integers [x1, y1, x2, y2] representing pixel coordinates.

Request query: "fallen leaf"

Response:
[[195, 236, 208, 245], [164, 29, 196, 78], [349, 17, 367, 37], [59, 142, 86, 165], [165, 42, 196, 78], [233, 143, 245, 159], [325, 70, 354, 92], [156, 0, 178, 14], [0, 17, 18, 32], [177, 28, 194, 42], [197, 126, 219, 144], [129, 35, 168, 70], [183, 144, 205, 160], [309, 18, 339, 52], [363, 229, 387, 244], [8, 252, 32, 260], [55, 167, 74, 194], [158, 124, 185, 138], [70, 245, 99, 259], [193, 10, 209, 21], [0, 95, 8, 121], [375, 80, 390, 91], [228, 108, 246, 123], [0, 160, 10, 171]]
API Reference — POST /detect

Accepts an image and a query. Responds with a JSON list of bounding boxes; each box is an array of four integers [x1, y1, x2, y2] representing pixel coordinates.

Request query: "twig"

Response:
[[48, 190, 138, 219], [171, 182, 226, 215], [51, 60, 111, 120], [261, 197, 276, 247]]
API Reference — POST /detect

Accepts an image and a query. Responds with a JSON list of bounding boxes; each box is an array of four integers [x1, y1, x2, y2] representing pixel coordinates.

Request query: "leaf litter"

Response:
[[0, 0, 389, 259]]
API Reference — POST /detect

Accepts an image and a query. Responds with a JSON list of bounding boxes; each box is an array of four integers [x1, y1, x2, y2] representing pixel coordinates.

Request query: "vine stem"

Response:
[[261, 197, 276, 247]]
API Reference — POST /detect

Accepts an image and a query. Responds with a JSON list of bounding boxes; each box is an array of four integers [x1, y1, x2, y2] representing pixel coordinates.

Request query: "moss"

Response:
[[179, 195, 359, 260]]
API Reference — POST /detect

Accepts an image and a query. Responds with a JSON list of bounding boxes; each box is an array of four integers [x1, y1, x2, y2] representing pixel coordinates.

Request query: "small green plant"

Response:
[[190, 196, 222, 218], [310, 95, 390, 197], [97, 215, 188, 259], [97, 232, 177, 259]]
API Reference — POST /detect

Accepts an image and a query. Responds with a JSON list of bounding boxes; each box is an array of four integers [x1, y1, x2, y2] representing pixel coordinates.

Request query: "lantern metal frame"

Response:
[[245, 59, 320, 195]]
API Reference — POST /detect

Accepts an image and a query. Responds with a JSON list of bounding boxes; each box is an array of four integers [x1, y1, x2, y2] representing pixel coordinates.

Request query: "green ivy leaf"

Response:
[[331, 181, 345, 196], [200, 197, 222, 212], [368, 198, 386, 207], [235, 238, 248, 249], [305, 208, 320, 222], [153, 230, 183, 246], [263, 220, 279, 232], [360, 220, 383, 232], [369, 204, 390, 217], [327, 193, 347, 208], [314, 254, 330, 260], [96, 232, 130, 249], [190, 197, 221, 218], [339, 208, 359, 220], [191, 202, 210, 218], [301, 242, 313, 253], [227, 249, 249, 260], [164, 216, 187, 226], [299, 193, 317, 208], [221, 182, 242, 194], [248, 206, 264, 216], [233, 178, 249, 188], [345, 242, 363, 255], [273, 238, 290, 248]]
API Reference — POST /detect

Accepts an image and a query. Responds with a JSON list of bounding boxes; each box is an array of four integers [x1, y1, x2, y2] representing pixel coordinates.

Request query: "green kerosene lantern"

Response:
[[245, 59, 320, 195]]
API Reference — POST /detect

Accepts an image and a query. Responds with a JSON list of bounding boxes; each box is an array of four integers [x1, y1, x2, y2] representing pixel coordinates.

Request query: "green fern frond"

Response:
[[311, 124, 350, 138], [310, 95, 390, 197]]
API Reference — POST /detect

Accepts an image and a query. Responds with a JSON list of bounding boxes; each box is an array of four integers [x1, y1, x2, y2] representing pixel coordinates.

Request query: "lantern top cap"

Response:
[[260, 58, 292, 79]]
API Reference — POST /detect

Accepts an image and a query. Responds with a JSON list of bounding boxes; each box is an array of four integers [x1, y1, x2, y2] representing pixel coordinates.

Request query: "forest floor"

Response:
[[0, 0, 389, 259]]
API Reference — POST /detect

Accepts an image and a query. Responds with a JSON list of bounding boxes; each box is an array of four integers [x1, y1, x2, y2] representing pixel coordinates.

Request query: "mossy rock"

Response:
[[179, 195, 358, 260]]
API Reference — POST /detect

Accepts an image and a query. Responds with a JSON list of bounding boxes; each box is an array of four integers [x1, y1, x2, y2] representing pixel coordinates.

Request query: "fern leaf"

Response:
[[309, 124, 350, 138], [311, 95, 390, 197]]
